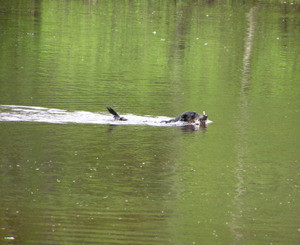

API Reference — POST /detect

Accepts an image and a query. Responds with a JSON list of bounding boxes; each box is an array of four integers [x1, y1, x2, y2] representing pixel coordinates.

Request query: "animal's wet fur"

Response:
[[107, 107, 208, 125], [161, 111, 207, 124]]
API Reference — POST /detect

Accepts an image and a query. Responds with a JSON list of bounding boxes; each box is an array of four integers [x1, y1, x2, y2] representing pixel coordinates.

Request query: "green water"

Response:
[[0, 0, 299, 244]]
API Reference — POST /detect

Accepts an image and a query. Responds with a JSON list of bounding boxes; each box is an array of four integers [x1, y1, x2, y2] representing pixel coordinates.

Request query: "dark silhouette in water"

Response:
[[161, 111, 208, 124], [106, 107, 127, 121], [107, 107, 208, 125]]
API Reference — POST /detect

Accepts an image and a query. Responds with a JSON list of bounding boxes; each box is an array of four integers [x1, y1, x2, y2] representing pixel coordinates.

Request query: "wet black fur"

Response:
[[162, 111, 208, 124]]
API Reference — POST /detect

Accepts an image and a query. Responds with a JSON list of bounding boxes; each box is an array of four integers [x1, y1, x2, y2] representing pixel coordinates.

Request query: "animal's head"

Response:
[[199, 111, 208, 124]]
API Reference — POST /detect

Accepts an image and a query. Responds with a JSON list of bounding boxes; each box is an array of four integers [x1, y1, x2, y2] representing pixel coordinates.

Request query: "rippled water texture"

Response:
[[0, 1, 299, 244]]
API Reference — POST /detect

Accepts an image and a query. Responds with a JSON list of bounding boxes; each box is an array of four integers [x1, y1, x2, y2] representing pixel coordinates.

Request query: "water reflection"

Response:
[[179, 124, 207, 132], [230, 4, 258, 242]]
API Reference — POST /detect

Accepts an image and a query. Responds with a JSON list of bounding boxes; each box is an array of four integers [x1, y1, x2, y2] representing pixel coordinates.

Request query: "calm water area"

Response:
[[0, 0, 299, 244]]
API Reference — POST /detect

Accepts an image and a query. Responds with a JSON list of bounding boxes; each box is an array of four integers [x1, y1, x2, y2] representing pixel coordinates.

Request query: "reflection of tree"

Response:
[[167, 4, 192, 96], [229, 4, 258, 242]]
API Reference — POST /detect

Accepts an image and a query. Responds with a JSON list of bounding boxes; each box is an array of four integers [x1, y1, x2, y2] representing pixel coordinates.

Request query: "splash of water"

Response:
[[0, 105, 212, 127]]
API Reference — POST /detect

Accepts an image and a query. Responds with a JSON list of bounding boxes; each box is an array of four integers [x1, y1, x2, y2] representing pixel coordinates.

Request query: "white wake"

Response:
[[0, 105, 212, 127]]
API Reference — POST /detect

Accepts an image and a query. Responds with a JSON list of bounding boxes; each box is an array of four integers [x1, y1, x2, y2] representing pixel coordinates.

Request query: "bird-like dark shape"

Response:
[[107, 107, 127, 121]]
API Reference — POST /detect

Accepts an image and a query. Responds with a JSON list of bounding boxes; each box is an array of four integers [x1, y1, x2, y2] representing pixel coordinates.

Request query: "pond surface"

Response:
[[0, 1, 299, 244]]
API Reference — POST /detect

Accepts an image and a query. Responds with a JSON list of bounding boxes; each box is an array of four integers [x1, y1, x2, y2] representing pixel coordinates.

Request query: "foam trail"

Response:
[[0, 105, 212, 127]]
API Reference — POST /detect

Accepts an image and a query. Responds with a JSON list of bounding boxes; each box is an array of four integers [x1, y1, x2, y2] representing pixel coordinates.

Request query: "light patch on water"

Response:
[[0, 105, 212, 127], [4, 237, 15, 240]]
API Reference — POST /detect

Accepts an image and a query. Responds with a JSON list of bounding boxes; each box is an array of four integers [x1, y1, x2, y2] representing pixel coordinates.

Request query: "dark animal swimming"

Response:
[[107, 107, 208, 125], [161, 111, 208, 124]]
